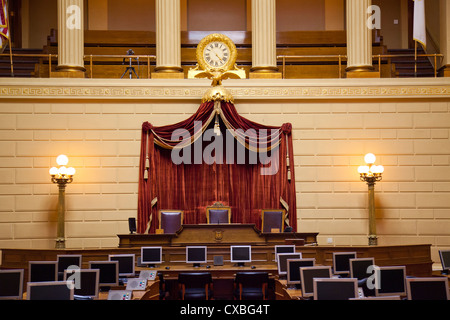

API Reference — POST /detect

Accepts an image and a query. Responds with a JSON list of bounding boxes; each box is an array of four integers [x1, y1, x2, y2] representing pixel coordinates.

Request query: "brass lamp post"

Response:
[[49, 155, 75, 249], [358, 153, 384, 246]]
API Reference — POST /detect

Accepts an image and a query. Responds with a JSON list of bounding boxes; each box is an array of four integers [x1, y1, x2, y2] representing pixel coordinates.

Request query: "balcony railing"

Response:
[[277, 53, 444, 79], [0, 53, 445, 79]]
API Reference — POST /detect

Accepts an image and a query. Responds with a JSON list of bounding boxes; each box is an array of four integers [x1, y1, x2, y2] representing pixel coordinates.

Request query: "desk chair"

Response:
[[178, 272, 213, 300], [206, 202, 231, 224], [261, 209, 285, 233], [234, 272, 269, 300], [158, 210, 183, 234]]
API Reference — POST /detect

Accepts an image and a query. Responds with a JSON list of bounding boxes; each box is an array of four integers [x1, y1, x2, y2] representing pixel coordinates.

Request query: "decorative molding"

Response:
[[0, 78, 450, 100]]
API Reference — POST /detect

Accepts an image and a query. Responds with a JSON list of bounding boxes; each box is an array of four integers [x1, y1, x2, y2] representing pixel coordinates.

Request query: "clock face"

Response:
[[203, 41, 230, 69], [196, 33, 237, 72]]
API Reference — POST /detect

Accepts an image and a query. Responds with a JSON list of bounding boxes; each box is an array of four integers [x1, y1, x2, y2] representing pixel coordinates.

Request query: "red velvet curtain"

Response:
[[138, 101, 296, 233]]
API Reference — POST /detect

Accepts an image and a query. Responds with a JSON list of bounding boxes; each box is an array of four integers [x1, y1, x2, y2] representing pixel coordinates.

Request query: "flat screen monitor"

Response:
[[26, 281, 74, 300], [64, 269, 99, 299], [186, 246, 207, 267], [274, 245, 296, 262], [313, 278, 358, 300], [0, 269, 24, 300], [57, 254, 82, 280], [375, 266, 406, 297], [286, 258, 315, 287], [109, 254, 135, 277], [349, 257, 375, 280], [230, 245, 252, 267], [277, 253, 302, 276], [140, 246, 163, 267], [28, 261, 58, 283], [406, 277, 450, 300], [332, 252, 357, 275], [300, 266, 332, 298], [57, 255, 82, 273], [439, 250, 450, 273], [89, 261, 119, 288]]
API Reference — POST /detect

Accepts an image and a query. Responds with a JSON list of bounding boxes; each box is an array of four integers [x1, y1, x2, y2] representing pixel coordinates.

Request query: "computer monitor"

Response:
[[140, 246, 163, 267], [406, 277, 450, 300], [57, 254, 82, 273], [186, 246, 207, 267], [375, 266, 406, 297], [57, 255, 82, 280], [313, 278, 358, 300], [28, 261, 58, 283], [64, 269, 99, 299], [88, 261, 119, 289], [230, 245, 252, 267], [349, 257, 375, 280], [109, 254, 135, 278], [0, 269, 24, 300], [286, 258, 315, 287], [439, 250, 450, 274], [332, 252, 357, 275], [277, 253, 302, 276], [274, 245, 296, 262], [300, 266, 332, 298], [26, 281, 74, 300]]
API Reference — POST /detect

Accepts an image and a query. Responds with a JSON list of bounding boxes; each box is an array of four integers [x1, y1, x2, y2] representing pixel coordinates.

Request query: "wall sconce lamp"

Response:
[[358, 153, 384, 246], [50, 155, 75, 249]]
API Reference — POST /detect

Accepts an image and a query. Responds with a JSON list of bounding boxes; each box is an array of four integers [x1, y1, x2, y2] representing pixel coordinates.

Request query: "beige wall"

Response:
[[0, 78, 449, 266]]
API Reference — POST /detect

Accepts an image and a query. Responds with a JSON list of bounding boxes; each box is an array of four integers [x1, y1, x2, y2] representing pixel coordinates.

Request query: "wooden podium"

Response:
[[117, 224, 319, 248]]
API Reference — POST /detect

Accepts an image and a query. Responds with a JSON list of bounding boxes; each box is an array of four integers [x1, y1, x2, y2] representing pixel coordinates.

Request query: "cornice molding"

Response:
[[1, 78, 449, 100]]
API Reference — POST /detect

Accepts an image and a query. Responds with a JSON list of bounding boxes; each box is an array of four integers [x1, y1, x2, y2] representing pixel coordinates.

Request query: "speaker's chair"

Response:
[[261, 209, 286, 233], [206, 202, 231, 224], [158, 210, 183, 234]]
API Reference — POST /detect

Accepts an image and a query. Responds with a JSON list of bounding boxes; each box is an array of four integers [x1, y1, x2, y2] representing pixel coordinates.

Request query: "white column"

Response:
[[346, 0, 375, 77], [56, 0, 85, 75], [440, 0, 450, 76], [250, 0, 281, 78], [153, 0, 184, 78]]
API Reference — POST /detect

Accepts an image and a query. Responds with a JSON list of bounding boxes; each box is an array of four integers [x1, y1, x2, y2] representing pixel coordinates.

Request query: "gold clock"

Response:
[[196, 33, 237, 72]]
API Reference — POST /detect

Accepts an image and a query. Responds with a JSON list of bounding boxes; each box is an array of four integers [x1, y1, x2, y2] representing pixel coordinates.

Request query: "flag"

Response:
[[0, 0, 9, 51], [413, 0, 426, 48]]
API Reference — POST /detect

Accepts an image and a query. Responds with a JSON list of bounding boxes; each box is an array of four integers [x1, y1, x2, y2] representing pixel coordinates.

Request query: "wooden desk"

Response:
[[275, 279, 303, 300], [97, 279, 160, 300], [118, 224, 318, 247], [137, 263, 278, 300], [140, 263, 278, 281]]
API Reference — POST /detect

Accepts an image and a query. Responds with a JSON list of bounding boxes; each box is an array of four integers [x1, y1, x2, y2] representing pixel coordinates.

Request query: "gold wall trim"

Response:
[[0, 78, 450, 100]]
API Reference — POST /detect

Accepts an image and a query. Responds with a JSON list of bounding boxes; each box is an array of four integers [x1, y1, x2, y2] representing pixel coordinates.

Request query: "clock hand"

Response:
[[213, 51, 223, 62]]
